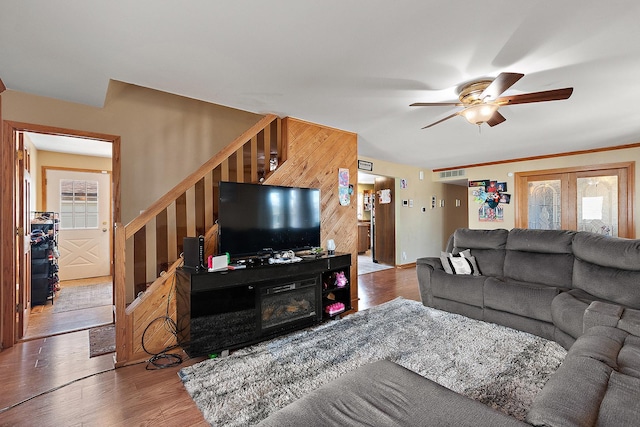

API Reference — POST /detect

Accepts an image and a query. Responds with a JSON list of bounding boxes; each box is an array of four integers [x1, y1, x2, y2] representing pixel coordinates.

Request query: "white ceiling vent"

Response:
[[439, 169, 466, 179]]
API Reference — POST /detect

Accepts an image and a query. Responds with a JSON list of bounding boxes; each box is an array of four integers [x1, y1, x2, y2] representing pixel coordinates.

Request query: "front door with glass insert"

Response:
[[45, 169, 111, 280]]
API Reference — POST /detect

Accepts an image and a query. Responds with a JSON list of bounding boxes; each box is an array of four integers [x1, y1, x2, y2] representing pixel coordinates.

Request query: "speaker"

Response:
[[183, 236, 205, 270]]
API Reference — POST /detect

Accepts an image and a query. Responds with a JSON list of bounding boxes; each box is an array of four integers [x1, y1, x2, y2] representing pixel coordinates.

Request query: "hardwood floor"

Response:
[[357, 266, 421, 310], [23, 276, 114, 340], [0, 267, 420, 426]]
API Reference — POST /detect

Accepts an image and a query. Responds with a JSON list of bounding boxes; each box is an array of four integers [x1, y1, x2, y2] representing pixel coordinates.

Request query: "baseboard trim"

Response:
[[397, 262, 416, 269]]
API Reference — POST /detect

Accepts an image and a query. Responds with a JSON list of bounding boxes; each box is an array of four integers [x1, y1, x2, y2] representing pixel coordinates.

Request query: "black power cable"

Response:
[[141, 263, 186, 370], [0, 367, 115, 414]]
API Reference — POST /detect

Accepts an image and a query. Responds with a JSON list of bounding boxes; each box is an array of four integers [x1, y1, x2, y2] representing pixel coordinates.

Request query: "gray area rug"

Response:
[[54, 282, 112, 313], [179, 298, 567, 426]]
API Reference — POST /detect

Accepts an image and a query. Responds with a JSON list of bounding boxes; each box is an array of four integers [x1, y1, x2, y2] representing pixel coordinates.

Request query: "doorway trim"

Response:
[[514, 161, 635, 237], [1, 120, 121, 349]]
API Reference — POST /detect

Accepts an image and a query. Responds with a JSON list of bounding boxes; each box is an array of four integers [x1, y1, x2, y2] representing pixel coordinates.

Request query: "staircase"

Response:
[[113, 114, 282, 366]]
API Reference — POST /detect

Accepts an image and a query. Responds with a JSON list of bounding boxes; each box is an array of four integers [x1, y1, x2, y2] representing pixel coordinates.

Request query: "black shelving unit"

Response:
[[321, 254, 352, 319], [30, 212, 60, 305]]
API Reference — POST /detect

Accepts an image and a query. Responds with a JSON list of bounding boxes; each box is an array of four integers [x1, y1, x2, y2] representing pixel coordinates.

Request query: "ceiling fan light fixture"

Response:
[[461, 103, 500, 125], [413, 72, 573, 129]]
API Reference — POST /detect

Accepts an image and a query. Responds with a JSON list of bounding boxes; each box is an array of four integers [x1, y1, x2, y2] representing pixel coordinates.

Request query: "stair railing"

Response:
[[113, 114, 281, 366]]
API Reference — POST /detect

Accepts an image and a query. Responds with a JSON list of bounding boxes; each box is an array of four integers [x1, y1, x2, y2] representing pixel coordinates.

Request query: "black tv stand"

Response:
[[176, 253, 351, 357]]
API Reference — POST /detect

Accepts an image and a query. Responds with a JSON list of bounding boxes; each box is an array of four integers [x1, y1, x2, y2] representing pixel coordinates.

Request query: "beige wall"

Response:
[[434, 147, 640, 238], [2, 81, 262, 223], [358, 156, 448, 264]]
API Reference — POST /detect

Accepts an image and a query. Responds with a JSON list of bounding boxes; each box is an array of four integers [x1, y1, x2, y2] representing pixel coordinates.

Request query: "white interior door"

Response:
[[46, 169, 111, 280]]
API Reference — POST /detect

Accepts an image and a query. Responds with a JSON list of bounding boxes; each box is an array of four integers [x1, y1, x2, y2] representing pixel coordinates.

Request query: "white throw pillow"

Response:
[[440, 249, 481, 276]]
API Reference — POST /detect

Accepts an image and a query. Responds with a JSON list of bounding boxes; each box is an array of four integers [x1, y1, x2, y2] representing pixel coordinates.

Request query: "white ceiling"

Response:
[[25, 132, 112, 158], [2, 1, 640, 170]]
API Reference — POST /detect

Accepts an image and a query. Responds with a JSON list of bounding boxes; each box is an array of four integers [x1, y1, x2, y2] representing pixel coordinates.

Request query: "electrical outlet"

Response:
[[402, 251, 407, 260]]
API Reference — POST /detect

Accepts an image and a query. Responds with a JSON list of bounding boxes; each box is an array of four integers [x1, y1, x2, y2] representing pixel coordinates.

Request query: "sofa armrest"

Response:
[[583, 301, 624, 333], [583, 301, 640, 337], [416, 257, 442, 307], [417, 256, 443, 270], [618, 307, 640, 337]]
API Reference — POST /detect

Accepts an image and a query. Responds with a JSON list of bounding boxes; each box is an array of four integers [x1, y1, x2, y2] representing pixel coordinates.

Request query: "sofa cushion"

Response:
[[484, 308, 556, 341], [453, 228, 508, 277], [618, 308, 640, 337], [430, 269, 485, 308], [581, 302, 640, 337], [527, 347, 613, 427], [484, 278, 560, 322], [504, 250, 574, 287], [572, 231, 640, 271], [551, 289, 594, 339], [503, 228, 575, 287], [527, 327, 640, 427], [454, 227, 509, 250], [257, 360, 528, 427], [583, 301, 624, 333], [506, 228, 575, 254], [597, 370, 640, 426], [573, 258, 640, 309], [433, 297, 484, 321]]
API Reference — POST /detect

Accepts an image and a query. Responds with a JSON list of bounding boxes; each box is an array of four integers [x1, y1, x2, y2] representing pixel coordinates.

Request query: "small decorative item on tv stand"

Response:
[[325, 302, 345, 316], [326, 239, 336, 255], [335, 271, 348, 288]]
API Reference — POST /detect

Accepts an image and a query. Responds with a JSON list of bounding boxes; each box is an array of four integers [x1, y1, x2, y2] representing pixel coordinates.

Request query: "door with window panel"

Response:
[[45, 169, 111, 280], [527, 175, 565, 230], [516, 164, 633, 238]]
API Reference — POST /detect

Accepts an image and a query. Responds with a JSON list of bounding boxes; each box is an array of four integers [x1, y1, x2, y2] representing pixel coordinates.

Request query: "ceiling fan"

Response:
[[410, 72, 573, 129]]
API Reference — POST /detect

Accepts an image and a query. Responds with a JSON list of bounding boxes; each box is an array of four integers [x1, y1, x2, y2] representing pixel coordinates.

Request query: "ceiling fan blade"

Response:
[[480, 72, 524, 101], [410, 102, 462, 107], [496, 87, 574, 105], [422, 112, 460, 129], [487, 111, 506, 127]]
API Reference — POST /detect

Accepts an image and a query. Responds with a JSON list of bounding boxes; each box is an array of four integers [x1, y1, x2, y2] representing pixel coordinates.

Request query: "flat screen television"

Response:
[[218, 182, 321, 259]]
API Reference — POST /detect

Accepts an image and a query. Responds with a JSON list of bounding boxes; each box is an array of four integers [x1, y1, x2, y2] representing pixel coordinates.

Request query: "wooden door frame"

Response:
[[515, 162, 635, 237], [16, 132, 31, 340], [1, 121, 121, 349]]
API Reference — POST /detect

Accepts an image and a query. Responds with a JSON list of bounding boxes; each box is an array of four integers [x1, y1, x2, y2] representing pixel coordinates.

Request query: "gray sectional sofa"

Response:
[[417, 228, 640, 349], [260, 228, 640, 426]]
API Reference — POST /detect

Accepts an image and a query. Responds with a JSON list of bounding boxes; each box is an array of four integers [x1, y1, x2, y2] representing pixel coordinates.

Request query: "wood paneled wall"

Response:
[[265, 117, 359, 310]]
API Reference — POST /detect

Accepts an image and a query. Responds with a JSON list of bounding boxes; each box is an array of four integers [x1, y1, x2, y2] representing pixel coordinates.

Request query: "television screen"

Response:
[[218, 182, 321, 258]]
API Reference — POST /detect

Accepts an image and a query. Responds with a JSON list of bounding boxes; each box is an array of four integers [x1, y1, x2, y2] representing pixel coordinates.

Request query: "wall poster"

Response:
[[338, 168, 350, 206], [471, 178, 510, 222]]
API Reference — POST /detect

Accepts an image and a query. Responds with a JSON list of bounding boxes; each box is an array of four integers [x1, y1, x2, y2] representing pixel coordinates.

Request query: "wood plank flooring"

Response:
[[24, 276, 114, 340], [0, 267, 420, 426]]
